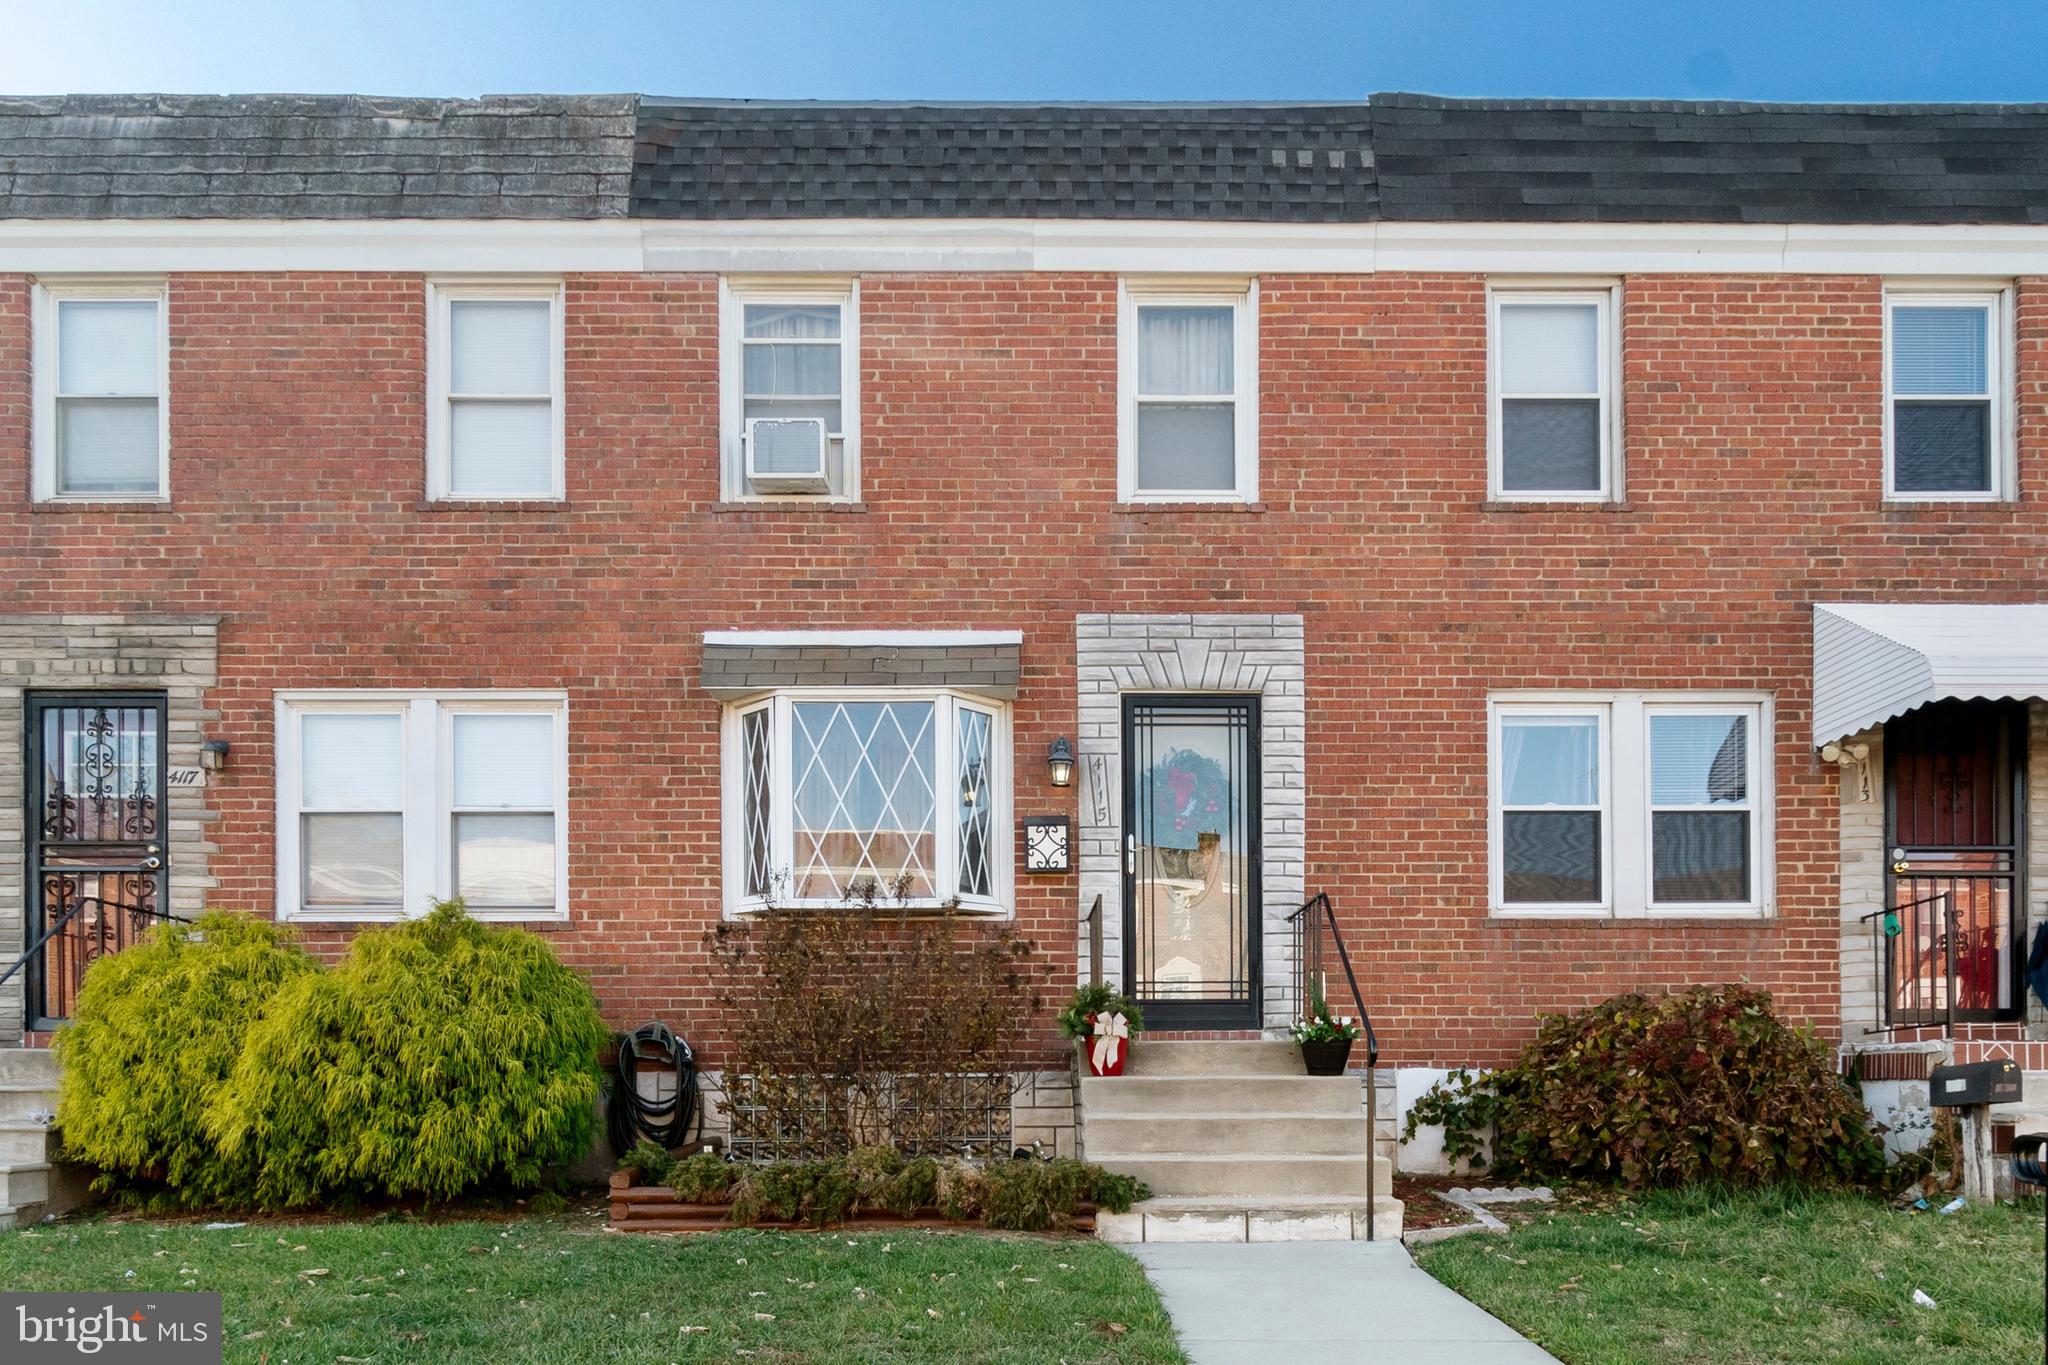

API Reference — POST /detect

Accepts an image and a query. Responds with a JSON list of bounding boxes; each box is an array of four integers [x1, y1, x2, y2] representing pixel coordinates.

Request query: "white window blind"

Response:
[[51, 296, 163, 497]]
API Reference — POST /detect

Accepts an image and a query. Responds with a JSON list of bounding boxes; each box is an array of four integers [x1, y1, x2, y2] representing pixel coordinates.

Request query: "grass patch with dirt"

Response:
[[1414, 1185, 2043, 1365], [0, 1209, 1183, 1363]]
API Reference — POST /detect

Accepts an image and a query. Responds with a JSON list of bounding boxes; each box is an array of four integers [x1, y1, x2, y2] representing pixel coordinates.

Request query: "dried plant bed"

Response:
[[608, 1173, 1099, 1235], [606, 1147, 1139, 1235]]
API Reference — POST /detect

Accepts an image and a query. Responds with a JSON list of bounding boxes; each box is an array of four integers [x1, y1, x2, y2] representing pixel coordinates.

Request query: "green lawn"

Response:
[[1415, 1186, 2044, 1365], [0, 1209, 1183, 1363]]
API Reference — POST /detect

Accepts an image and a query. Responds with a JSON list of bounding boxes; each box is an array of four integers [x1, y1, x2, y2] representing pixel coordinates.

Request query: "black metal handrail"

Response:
[[0, 895, 190, 1012], [1286, 892, 1381, 1240], [1860, 892, 1956, 1034]]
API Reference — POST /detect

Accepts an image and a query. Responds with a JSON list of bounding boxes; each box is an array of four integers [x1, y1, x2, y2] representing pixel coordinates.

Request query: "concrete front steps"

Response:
[[0, 1049, 83, 1231], [1084, 1039, 1401, 1243]]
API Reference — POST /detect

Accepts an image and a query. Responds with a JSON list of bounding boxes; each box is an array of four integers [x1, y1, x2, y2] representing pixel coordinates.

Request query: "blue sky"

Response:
[[5, 1, 2047, 102]]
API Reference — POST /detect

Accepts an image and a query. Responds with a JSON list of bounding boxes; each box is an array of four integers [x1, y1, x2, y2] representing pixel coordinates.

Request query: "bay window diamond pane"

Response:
[[790, 700, 936, 900], [957, 707, 994, 898], [742, 708, 771, 898]]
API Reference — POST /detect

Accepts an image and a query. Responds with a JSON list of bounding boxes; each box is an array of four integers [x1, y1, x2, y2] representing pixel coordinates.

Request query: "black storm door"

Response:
[[1883, 699, 2025, 1025], [1122, 695, 1261, 1030], [25, 694, 168, 1026]]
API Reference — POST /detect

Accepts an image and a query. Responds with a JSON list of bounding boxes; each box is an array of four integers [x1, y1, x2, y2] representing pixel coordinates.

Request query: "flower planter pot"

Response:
[[1299, 1038, 1353, 1076], [1087, 1038, 1128, 1077]]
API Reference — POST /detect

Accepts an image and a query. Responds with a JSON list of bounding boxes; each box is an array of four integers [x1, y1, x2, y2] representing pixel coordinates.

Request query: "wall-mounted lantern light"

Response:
[[1047, 736, 1075, 788], [200, 739, 232, 772]]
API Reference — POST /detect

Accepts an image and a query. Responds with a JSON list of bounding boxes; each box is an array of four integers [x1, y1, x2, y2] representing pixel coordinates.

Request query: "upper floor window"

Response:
[[32, 281, 169, 503], [1886, 290, 2010, 500], [1490, 693, 1769, 918], [1488, 287, 1619, 501], [277, 691, 567, 920], [721, 280, 859, 500], [1119, 280, 1258, 502], [723, 690, 1008, 914], [426, 281, 564, 501]]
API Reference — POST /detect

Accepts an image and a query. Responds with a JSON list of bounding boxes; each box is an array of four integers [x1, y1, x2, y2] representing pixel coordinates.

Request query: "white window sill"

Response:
[[1881, 492, 2013, 505], [1491, 905, 1770, 922], [279, 909, 569, 924], [731, 900, 1012, 920], [33, 494, 170, 507]]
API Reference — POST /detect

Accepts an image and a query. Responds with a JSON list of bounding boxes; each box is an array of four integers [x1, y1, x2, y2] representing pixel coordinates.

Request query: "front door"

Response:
[[1883, 699, 2025, 1024], [1122, 695, 1260, 1029], [25, 694, 168, 1027]]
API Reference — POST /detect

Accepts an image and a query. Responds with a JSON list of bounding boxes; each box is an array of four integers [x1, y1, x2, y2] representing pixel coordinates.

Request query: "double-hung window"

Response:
[[724, 691, 1008, 913], [1120, 281, 1258, 501], [721, 280, 858, 500], [427, 281, 564, 500], [1491, 694, 1768, 918], [32, 281, 170, 502], [1885, 290, 2010, 500], [278, 692, 567, 920], [1488, 287, 1619, 500]]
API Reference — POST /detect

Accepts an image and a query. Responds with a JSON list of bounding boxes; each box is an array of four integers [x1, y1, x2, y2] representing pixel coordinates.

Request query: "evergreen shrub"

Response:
[[54, 911, 317, 1207], [207, 901, 607, 1208]]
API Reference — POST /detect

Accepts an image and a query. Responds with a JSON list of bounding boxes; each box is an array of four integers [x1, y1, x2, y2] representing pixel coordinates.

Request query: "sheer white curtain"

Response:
[[1139, 307, 1234, 395]]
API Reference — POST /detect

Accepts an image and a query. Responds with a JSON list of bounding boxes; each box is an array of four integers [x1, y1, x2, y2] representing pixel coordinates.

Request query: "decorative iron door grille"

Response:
[[1883, 698, 2026, 1025], [1122, 695, 1261, 1030], [25, 694, 170, 1027]]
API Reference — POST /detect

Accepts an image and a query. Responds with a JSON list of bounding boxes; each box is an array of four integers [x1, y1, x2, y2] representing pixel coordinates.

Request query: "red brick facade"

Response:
[[4, 268, 2044, 1069]]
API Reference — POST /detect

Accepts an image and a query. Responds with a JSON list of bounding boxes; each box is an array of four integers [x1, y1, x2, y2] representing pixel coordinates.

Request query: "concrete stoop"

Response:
[[0, 1049, 84, 1231], [1084, 1039, 1402, 1243]]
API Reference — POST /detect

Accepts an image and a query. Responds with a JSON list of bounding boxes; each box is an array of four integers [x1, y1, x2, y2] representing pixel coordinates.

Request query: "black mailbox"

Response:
[[1929, 1059, 2022, 1107]]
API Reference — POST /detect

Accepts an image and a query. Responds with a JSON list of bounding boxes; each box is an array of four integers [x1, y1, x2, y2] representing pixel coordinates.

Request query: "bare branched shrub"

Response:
[[709, 877, 1045, 1158]]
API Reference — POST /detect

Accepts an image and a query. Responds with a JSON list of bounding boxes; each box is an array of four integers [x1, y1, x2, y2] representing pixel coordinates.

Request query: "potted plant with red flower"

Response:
[[1290, 980, 1363, 1076], [1058, 983, 1145, 1077]]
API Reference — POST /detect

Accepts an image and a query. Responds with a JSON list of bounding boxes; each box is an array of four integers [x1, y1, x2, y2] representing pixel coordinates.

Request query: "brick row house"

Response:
[[4, 92, 2048, 1231]]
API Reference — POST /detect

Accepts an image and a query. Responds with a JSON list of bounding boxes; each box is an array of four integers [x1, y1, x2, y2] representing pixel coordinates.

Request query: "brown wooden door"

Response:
[[1884, 699, 2025, 1024]]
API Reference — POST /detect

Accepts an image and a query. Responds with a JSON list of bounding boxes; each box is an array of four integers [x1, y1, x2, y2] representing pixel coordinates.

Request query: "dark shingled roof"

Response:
[[8, 93, 2048, 225], [0, 93, 638, 219], [632, 101, 1378, 221], [1371, 93, 2048, 225]]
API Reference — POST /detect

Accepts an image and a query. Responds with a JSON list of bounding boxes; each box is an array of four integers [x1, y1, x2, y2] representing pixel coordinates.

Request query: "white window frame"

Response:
[[31, 278, 172, 504], [276, 690, 569, 922], [1642, 701, 1764, 916], [1882, 286, 2014, 503], [719, 277, 861, 502], [720, 688, 1011, 917], [1489, 691, 1772, 920], [1486, 284, 1622, 503], [1118, 278, 1259, 504], [425, 279, 566, 502]]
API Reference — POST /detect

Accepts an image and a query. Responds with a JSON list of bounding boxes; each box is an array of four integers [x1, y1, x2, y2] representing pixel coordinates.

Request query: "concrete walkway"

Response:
[[1132, 1240, 1563, 1365]]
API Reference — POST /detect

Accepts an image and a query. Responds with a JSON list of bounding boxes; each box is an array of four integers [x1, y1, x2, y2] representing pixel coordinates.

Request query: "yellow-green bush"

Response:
[[206, 901, 607, 1208], [54, 912, 317, 1207]]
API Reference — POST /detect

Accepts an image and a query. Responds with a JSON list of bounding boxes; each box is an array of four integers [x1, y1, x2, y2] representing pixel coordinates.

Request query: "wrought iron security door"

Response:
[[1882, 699, 2025, 1025], [25, 694, 170, 1026], [1122, 695, 1260, 1029]]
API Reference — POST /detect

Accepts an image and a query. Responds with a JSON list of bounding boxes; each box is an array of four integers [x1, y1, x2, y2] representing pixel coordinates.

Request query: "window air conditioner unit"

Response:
[[744, 417, 830, 493]]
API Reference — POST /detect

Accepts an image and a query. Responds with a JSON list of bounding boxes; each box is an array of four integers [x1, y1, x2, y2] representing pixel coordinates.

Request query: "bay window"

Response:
[[725, 690, 1009, 913], [278, 692, 567, 920], [1491, 693, 1768, 918]]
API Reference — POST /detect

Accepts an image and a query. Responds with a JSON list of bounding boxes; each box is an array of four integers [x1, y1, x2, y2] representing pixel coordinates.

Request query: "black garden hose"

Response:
[[606, 1021, 699, 1157]]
